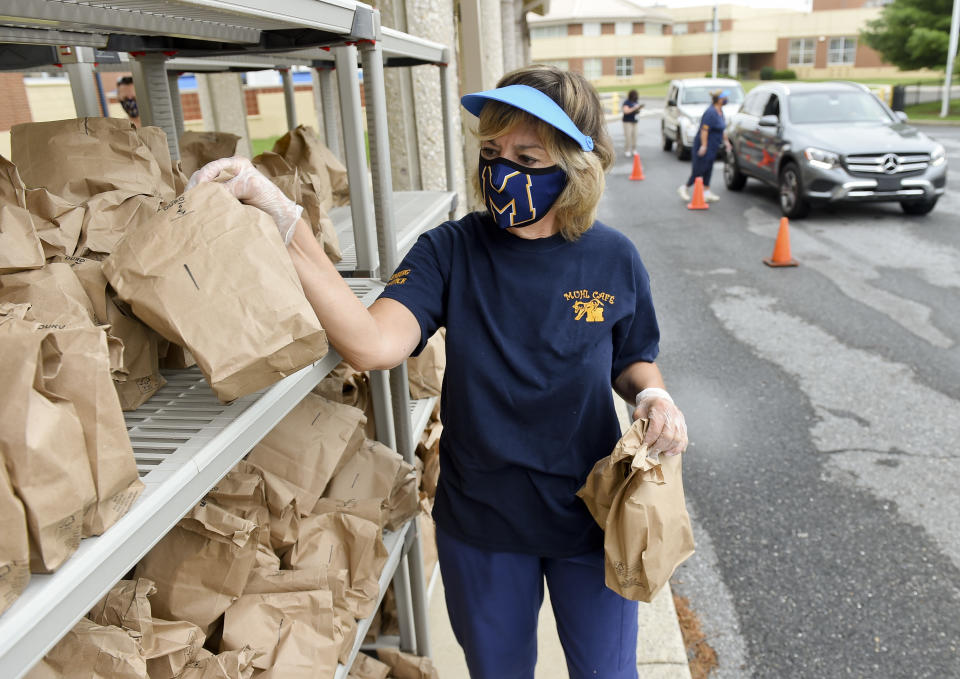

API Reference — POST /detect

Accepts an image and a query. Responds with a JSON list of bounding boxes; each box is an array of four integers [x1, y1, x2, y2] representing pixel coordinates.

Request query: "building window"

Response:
[[583, 22, 601, 36], [644, 57, 665, 70], [788, 38, 816, 66], [616, 57, 633, 77], [645, 22, 663, 36], [705, 18, 719, 32], [615, 21, 632, 36], [583, 58, 602, 81], [673, 22, 688, 35], [828, 37, 856, 65], [530, 25, 567, 39]]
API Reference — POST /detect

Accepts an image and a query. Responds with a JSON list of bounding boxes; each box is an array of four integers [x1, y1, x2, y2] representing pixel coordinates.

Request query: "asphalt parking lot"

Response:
[[601, 114, 960, 678]]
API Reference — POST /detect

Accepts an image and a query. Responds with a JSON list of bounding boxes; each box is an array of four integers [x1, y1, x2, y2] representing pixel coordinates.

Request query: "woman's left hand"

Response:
[[632, 388, 688, 457], [697, 145, 707, 157]]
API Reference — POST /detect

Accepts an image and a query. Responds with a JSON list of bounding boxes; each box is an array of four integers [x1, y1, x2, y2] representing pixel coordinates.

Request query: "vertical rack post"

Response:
[[131, 53, 179, 161], [360, 39, 432, 659], [438, 49, 458, 218], [334, 45, 378, 275], [314, 64, 341, 159], [167, 71, 185, 138], [280, 67, 298, 130], [64, 54, 101, 118]]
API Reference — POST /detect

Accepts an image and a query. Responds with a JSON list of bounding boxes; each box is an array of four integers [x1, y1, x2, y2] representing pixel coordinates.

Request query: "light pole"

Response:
[[711, 1, 719, 79], [942, 0, 960, 117]]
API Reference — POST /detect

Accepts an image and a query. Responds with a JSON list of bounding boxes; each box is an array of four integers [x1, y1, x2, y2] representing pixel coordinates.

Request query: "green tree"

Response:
[[861, 0, 954, 71]]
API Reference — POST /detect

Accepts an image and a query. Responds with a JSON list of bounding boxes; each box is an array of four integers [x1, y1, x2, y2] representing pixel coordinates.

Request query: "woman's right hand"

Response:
[[187, 156, 303, 244], [697, 145, 707, 157]]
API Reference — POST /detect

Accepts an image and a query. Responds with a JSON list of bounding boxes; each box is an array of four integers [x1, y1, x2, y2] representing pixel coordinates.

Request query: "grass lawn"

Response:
[[902, 98, 960, 121], [250, 135, 281, 156]]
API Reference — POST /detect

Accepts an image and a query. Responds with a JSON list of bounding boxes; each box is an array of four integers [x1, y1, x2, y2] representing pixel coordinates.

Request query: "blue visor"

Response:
[[719, 90, 731, 100], [461, 84, 594, 152]]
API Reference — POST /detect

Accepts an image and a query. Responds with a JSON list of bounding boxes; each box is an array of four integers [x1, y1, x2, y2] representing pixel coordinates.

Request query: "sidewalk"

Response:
[[428, 399, 692, 678]]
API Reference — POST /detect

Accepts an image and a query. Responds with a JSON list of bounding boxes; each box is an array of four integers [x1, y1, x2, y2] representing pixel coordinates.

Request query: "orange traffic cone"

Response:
[[763, 217, 798, 267], [629, 153, 645, 181], [687, 177, 708, 210]]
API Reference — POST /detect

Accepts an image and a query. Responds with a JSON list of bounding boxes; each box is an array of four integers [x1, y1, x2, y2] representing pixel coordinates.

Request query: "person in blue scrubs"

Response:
[[678, 89, 732, 203], [190, 65, 689, 679]]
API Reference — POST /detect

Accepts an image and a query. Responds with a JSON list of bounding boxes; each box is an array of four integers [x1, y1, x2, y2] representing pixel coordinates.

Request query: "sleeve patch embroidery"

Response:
[[387, 269, 411, 286]]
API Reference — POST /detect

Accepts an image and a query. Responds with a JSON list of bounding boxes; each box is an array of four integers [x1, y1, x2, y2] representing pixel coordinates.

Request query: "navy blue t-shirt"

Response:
[[378, 212, 660, 557], [696, 105, 726, 150]]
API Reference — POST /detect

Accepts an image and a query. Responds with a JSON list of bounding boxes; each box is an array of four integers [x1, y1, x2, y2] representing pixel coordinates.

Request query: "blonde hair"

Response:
[[470, 65, 614, 241]]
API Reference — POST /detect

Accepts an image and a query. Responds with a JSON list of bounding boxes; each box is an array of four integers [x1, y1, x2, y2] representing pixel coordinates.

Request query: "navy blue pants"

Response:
[[687, 142, 720, 188], [437, 526, 639, 679]]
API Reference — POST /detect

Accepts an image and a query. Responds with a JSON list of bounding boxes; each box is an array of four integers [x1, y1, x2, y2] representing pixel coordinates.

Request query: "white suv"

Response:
[[662, 78, 745, 160]]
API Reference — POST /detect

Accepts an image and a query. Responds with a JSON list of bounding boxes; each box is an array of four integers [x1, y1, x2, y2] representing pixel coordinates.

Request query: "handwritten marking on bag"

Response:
[[327, 545, 335, 565], [183, 264, 200, 290], [311, 410, 323, 426]]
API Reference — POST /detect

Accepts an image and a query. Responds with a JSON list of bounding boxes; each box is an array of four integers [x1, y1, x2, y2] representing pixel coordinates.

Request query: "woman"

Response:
[[678, 89, 732, 203], [191, 65, 688, 679], [621, 89, 643, 157]]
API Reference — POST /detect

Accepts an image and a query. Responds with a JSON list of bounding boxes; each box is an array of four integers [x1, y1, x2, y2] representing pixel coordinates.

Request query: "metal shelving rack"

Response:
[[0, 1, 457, 676]]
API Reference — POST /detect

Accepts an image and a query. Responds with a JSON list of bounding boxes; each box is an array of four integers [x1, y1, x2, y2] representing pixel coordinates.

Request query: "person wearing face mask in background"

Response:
[[621, 89, 643, 157], [678, 88, 732, 203], [116, 76, 140, 127], [187, 64, 688, 679]]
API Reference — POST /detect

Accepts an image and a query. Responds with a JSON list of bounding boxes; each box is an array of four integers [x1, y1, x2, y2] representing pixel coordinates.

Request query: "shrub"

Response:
[[760, 66, 775, 80], [773, 69, 797, 80]]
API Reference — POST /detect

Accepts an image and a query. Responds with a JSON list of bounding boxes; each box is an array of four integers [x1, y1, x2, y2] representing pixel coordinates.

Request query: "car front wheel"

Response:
[[675, 137, 689, 161], [900, 198, 938, 215], [661, 125, 673, 151], [779, 162, 809, 219], [724, 150, 747, 191]]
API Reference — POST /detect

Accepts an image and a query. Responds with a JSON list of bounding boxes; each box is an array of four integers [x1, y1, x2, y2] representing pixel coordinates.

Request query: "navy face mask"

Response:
[[119, 97, 139, 119], [479, 155, 567, 229]]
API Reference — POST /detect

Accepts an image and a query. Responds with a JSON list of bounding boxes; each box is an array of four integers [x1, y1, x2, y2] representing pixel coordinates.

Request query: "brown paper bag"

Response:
[[419, 498, 437, 587], [247, 393, 366, 498], [25, 618, 148, 679], [283, 512, 387, 619], [313, 497, 385, 527], [417, 430, 441, 500], [134, 501, 259, 631], [244, 567, 328, 595], [407, 330, 445, 399], [11, 117, 171, 204], [348, 652, 391, 679], [315, 362, 375, 437], [102, 181, 328, 402], [78, 189, 162, 256], [24, 187, 86, 259], [273, 125, 349, 208], [0, 460, 30, 616], [57, 254, 167, 406], [0, 331, 95, 572], [88, 578, 155, 638], [178, 131, 241, 178], [138, 125, 188, 197], [235, 460, 317, 552], [42, 327, 144, 536], [375, 648, 440, 679], [177, 647, 257, 679], [221, 589, 338, 673], [0, 203, 45, 274], [144, 618, 207, 679], [577, 419, 695, 602], [253, 151, 342, 263], [206, 468, 271, 550], [323, 438, 418, 531], [0, 262, 97, 328], [0, 155, 69, 267]]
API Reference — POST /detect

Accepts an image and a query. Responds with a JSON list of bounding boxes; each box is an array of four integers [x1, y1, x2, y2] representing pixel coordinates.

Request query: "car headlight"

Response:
[[803, 147, 840, 170], [931, 144, 946, 167]]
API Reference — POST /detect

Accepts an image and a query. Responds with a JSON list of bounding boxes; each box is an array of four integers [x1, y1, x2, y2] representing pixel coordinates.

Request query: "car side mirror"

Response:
[[758, 115, 779, 127], [895, 110, 908, 122], [668, 99, 677, 107]]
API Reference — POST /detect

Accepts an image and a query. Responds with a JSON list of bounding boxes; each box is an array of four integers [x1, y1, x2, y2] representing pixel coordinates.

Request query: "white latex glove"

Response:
[[186, 156, 303, 244], [632, 387, 688, 457]]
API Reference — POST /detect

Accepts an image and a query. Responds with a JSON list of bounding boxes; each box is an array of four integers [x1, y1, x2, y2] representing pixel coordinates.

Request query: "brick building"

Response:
[[528, 0, 932, 86]]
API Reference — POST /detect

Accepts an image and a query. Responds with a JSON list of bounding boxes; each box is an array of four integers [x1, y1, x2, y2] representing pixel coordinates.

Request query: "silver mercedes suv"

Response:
[[724, 81, 947, 218]]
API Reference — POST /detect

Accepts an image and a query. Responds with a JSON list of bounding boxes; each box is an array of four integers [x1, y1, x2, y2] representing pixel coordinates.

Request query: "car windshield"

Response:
[[788, 91, 893, 124], [680, 86, 743, 105]]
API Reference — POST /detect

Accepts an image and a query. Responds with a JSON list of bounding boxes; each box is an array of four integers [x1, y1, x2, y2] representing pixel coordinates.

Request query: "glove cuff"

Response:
[[635, 387, 673, 407], [281, 204, 305, 245]]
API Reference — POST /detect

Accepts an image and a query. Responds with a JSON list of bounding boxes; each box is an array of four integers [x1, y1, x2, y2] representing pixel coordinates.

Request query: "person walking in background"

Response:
[[116, 76, 140, 127], [678, 89, 731, 203], [622, 90, 643, 157]]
